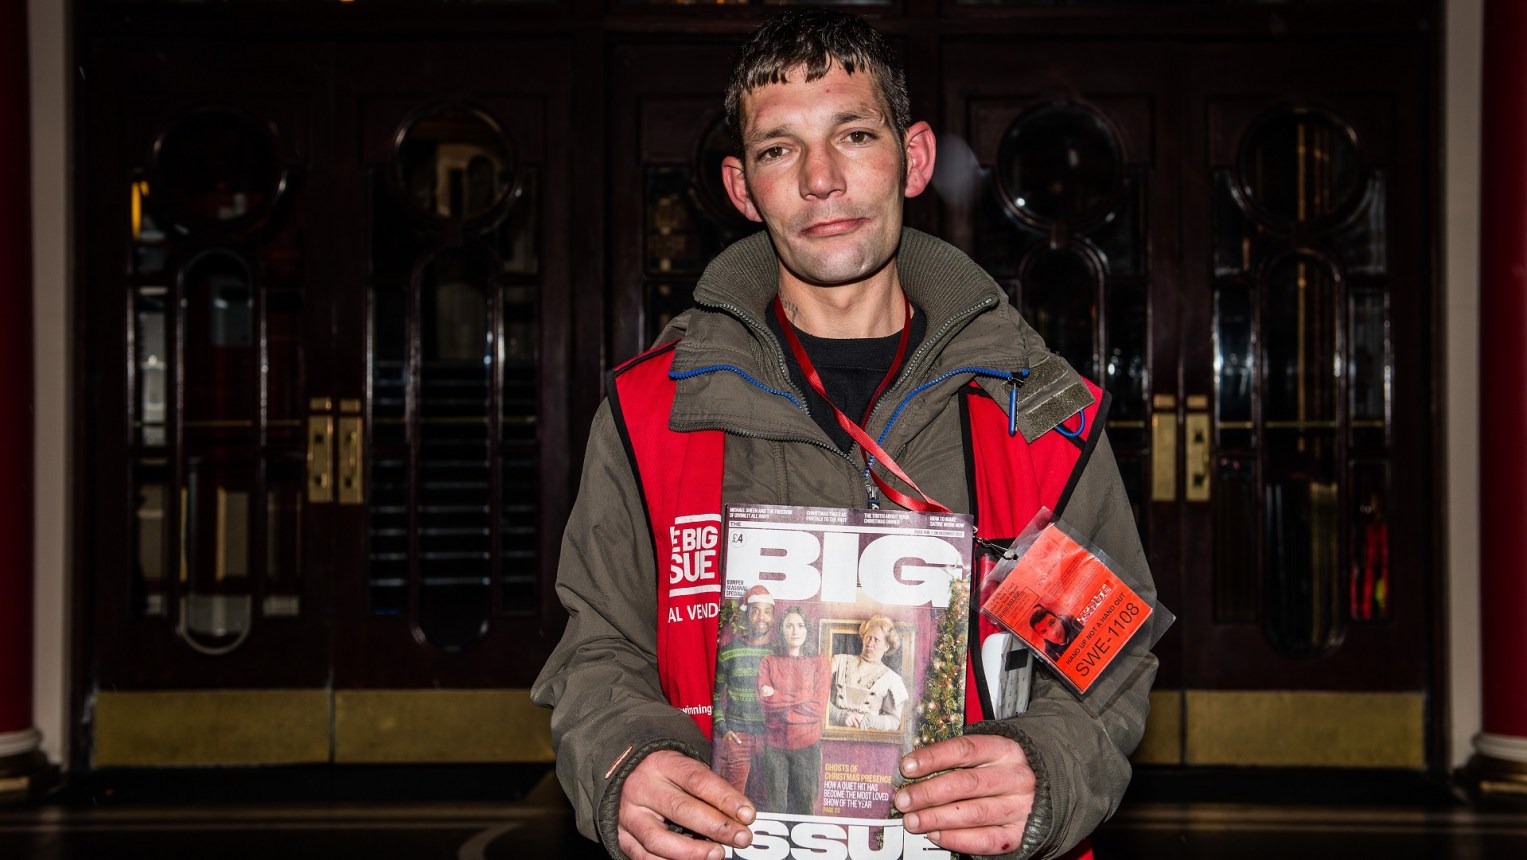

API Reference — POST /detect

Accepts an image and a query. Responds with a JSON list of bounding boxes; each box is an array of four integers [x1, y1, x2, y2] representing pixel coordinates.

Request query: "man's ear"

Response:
[[722, 155, 763, 223], [903, 121, 937, 199]]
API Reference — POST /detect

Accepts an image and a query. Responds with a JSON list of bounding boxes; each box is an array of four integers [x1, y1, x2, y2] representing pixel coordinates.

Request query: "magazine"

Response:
[[981, 523, 1152, 695], [713, 503, 973, 859]]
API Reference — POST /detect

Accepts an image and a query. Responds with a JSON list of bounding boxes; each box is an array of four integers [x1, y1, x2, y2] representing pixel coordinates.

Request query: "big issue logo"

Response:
[[667, 513, 721, 604]]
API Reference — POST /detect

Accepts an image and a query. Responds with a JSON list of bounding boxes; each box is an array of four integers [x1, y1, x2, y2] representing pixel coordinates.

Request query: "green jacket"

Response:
[[530, 228, 1158, 860]]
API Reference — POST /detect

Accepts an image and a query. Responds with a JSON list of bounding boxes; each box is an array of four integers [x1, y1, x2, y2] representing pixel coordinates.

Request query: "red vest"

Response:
[[608, 342, 1106, 738]]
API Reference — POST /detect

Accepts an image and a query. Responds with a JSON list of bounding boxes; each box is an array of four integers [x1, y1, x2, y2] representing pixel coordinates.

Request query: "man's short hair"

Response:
[[724, 10, 910, 155]]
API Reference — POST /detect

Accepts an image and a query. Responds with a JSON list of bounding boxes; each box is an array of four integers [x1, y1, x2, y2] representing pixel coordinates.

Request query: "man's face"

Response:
[[747, 602, 775, 639], [722, 64, 932, 292], [1034, 611, 1066, 646]]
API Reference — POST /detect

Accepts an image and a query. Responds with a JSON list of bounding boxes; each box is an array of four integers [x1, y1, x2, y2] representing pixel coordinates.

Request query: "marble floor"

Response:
[[2, 767, 1524, 859]]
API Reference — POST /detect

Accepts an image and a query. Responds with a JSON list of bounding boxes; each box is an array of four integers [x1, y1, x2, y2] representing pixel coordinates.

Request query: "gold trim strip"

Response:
[[335, 690, 554, 764], [1131, 690, 1182, 766], [1185, 690, 1424, 768], [1106, 420, 1146, 429], [184, 420, 257, 429], [1265, 420, 1341, 429], [93, 691, 330, 766]]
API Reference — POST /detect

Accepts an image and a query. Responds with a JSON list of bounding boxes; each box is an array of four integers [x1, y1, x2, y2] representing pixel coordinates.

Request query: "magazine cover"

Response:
[[713, 504, 972, 859], [981, 523, 1152, 695]]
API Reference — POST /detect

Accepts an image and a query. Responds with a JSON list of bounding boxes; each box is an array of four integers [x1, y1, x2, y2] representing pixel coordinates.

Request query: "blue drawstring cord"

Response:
[[669, 364, 805, 410]]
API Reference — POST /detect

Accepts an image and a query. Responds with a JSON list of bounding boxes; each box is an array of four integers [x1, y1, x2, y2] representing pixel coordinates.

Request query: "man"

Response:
[[711, 585, 775, 797], [531, 10, 1157, 860]]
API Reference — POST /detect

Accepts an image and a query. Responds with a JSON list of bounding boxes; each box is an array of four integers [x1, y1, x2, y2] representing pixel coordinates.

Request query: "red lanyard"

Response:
[[772, 295, 952, 514]]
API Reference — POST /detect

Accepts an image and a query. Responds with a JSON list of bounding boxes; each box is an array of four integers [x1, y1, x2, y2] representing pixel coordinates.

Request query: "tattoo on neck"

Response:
[[780, 296, 801, 324]]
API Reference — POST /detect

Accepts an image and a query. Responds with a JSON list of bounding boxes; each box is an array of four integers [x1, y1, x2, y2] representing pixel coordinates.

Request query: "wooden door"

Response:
[[80, 37, 577, 766], [942, 36, 1435, 768]]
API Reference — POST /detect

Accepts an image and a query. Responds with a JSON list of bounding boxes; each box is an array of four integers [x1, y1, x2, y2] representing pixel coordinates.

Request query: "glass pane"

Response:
[[1263, 253, 1339, 425], [418, 248, 492, 649], [645, 165, 706, 276], [181, 460, 255, 653], [973, 167, 1046, 280], [1090, 168, 1146, 277], [369, 283, 409, 616], [183, 251, 255, 435], [1019, 247, 1099, 381], [1104, 281, 1147, 422], [155, 108, 280, 225], [498, 165, 541, 276], [1213, 456, 1258, 623], [267, 288, 304, 438], [646, 281, 696, 346], [1213, 168, 1263, 278], [1214, 284, 1254, 450], [135, 287, 169, 448], [643, 118, 760, 280], [501, 275, 540, 614], [1334, 171, 1388, 276], [996, 105, 1123, 226], [1349, 286, 1391, 448], [264, 460, 304, 617], [395, 104, 514, 222], [1238, 107, 1361, 226], [133, 462, 168, 618], [1263, 430, 1344, 658], [1114, 452, 1149, 549], [1349, 461, 1391, 622], [131, 173, 168, 274]]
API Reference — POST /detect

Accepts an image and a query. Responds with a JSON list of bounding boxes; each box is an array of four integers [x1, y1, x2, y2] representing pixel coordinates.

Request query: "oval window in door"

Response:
[[1236, 106, 1363, 228], [996, 104, 1123, 229], [154, 107, 282, 228], [394, 103, 515, 223]]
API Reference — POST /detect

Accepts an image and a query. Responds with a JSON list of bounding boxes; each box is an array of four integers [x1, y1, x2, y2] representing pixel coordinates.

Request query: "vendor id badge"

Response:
[[981, 518, 1164, 698]]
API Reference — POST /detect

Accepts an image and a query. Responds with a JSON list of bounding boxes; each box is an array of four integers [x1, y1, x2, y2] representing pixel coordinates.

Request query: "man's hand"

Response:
[[893, 734, 1036, 857], [618, 750, 756, 860], [759, 685, 775, 698], [723, 731, 744, 745]]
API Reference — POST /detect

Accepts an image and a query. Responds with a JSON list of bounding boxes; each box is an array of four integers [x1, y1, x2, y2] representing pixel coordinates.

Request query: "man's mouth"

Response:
[[801, 217, 868, 238]]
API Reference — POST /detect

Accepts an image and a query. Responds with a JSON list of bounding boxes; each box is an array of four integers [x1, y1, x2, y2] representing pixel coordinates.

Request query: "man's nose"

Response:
[[800, 146, 845, 199]]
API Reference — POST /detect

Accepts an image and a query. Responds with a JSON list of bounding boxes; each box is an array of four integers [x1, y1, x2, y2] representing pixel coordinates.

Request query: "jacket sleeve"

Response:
[[530, 401, 712, 857], [964, 431, 1159, 860]]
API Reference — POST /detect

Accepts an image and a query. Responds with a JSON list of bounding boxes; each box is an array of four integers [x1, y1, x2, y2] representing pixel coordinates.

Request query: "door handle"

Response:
[[1151, 394, 1176, 502], [338, 399, 364, 506], [307, 397, 334, 504], [1185, 395, 1211, 503]]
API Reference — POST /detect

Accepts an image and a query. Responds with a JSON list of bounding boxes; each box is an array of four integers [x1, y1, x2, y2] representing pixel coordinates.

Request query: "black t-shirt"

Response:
[[766, 305, 928, 453]]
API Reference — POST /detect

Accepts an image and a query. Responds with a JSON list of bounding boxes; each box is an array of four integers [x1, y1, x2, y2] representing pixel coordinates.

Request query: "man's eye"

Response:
[[757, 146, 786, 162], [845, 131, 875, 144]]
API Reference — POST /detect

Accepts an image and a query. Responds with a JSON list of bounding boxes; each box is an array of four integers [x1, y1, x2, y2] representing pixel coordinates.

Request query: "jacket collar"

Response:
[[665, 227, 1042, 439]]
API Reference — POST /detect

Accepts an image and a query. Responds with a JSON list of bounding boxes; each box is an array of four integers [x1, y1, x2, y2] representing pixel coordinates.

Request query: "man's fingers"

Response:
[[664, 755, 755, 827], [620, 751, 754, 858], [894, 763, 1030, 815], [618, 816, 725, 860], [900, 733, 1025, 778]]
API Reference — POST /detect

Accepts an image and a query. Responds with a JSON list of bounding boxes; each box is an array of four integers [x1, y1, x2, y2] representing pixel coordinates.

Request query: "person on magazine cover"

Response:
[[828, 615, 909, 731], [531, 9, 1159, 860], [756, 606, 829, 815], [1030, 605, 1084, 662], [712, 585, 776, 798]]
